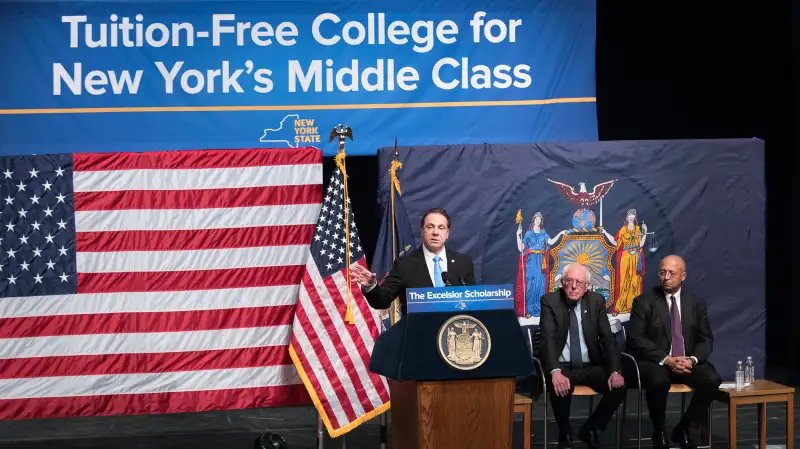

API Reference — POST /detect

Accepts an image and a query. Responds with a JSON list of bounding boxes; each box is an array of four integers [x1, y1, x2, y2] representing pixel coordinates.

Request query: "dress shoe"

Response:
[[557, 432, 574, 449], [578, 425, 600, 449], [672, 426, 697, 449], [651, 430, 669, 449]]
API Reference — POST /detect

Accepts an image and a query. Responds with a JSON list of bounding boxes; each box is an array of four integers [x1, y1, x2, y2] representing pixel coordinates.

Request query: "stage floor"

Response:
[[0, 391, 796, 449]]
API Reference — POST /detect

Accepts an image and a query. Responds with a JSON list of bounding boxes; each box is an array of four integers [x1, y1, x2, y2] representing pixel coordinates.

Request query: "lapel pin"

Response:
[[450, 259, 455, 263]]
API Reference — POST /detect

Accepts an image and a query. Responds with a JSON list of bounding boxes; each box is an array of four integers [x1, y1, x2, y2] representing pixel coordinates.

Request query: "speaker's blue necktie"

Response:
[[433, 255, 444, 287]]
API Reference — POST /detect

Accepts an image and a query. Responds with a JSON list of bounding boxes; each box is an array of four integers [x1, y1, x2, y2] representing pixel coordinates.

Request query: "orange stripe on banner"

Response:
[[0, 98, 597, 115]]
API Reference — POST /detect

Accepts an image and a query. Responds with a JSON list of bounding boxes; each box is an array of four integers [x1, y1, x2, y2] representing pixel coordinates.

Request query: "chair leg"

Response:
[[543, 391, 548, 448], [615, 404, 622, 449], [706, 402, 713, 449], [620, 396, 628, 447], [637, 388, 643, 449], [523, 404, 531, 449]]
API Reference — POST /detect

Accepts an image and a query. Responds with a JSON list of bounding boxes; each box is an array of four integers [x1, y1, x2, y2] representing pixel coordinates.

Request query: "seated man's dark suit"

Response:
[[539, 288, 626, 438], [626, 286, 722, 437], [363, 245, 475, 315]]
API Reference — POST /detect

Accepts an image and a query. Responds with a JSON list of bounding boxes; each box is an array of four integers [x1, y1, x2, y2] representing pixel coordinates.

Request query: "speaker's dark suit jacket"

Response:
[[363, 245, 475, 315], [538, 289, 622, 375], [626, 286, 714, 365]]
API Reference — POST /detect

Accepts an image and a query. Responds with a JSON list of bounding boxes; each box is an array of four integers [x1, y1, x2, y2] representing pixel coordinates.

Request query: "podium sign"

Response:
[[406, 284, 514, 313]]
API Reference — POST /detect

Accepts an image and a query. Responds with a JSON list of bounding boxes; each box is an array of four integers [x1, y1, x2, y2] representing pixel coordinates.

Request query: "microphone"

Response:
[[458, 276, 468, 286], [441, 271, 453, 287]]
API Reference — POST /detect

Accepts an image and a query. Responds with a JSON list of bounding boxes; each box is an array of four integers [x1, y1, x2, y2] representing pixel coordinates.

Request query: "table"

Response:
[[714, 379, 795, 449]]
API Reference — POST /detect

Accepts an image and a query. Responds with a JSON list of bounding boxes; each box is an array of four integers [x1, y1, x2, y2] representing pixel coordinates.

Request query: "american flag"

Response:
[[289, 162, 390, 438], [0, 147, 321, 420]]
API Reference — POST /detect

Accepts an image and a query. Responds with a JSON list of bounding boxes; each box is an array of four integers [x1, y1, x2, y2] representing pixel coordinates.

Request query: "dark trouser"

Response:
[[636, 360, 722, 432], [547, 363, 627, 437]]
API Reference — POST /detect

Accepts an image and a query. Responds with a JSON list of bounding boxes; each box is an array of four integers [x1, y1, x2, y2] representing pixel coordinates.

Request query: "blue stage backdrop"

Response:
[[0, 0, 596, 157], [375, 139, 766, 373]]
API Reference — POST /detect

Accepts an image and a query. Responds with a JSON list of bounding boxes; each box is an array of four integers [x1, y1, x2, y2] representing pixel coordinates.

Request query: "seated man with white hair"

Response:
[[538, 263, 627, 449]]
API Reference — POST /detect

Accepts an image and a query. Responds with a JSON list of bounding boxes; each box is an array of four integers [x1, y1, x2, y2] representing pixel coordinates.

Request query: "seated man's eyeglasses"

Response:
[[562, 278, 587, 287]]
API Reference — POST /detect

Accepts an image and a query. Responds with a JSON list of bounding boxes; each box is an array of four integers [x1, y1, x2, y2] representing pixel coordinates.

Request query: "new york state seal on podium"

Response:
[[437, 315, 492, 370]]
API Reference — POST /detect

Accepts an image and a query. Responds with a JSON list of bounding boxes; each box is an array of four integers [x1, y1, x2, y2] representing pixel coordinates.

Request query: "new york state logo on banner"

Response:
[[259, 114, 322, 148]]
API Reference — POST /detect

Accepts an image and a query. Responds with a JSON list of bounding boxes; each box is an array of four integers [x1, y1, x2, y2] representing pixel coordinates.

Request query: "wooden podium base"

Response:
[[389, 378, 515, 449]]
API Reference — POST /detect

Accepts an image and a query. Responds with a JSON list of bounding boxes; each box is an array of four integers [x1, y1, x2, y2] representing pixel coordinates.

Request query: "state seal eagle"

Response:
[[547, 179, 618, 208]]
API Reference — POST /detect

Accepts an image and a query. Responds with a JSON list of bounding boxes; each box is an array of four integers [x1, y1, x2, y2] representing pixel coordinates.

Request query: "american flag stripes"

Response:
[[0, 147, 321, 420], [289, 157, 391, 438]]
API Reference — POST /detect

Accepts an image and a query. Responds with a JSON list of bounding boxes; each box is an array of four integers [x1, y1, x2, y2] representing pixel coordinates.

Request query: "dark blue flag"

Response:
[[376, 139, 766, 373], [371, 161, 417, 329]]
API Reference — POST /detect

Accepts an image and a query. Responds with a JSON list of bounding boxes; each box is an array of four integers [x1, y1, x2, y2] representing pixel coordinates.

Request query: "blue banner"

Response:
[[377, 139, 766, 373], [407, 285, 514, 313], [0, 0, 596, 156]]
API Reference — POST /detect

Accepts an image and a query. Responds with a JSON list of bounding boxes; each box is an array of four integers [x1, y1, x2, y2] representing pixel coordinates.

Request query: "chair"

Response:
[[514, 394, 533, 449], [525, 327, 624, 449], [619, 327, 713, 449], [522, 327, 549, 446]]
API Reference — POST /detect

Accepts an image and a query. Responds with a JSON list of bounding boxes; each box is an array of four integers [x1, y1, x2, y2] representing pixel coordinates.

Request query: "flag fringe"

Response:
[[289, 344, 390, 438], [389, 160, 403, 196]]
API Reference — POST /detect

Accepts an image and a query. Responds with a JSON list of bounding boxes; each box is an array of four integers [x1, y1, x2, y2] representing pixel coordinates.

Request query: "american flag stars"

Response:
[[311, 169, 364, 278], [0, 154, 76, 296]]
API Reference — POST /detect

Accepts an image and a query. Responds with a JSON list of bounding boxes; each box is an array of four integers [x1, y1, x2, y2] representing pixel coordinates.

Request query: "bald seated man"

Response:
[[538, 263, 626, 449], [627, 255, 721, 449]]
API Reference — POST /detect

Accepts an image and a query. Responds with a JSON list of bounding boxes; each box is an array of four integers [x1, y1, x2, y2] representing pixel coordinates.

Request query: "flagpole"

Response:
[[379, 139, 401, 449], [391, 138, 398, 272], [317, 414, 324, 449], [379, 412, 388, 449], [389, 138, 400, 325]]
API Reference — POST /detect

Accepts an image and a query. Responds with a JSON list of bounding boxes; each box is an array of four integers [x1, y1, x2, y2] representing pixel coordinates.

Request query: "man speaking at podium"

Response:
[[351, 208, 476, 315], [539, 263, 626, 449]]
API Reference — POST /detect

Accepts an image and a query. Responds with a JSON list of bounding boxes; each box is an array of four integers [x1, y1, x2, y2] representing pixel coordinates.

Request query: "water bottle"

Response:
[[745, 356, 755, 385], [735, 361, 745, 391]]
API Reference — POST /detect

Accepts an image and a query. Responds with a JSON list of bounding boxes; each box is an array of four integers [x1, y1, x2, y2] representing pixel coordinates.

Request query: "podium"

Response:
[[369, 285, 534, 449]]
